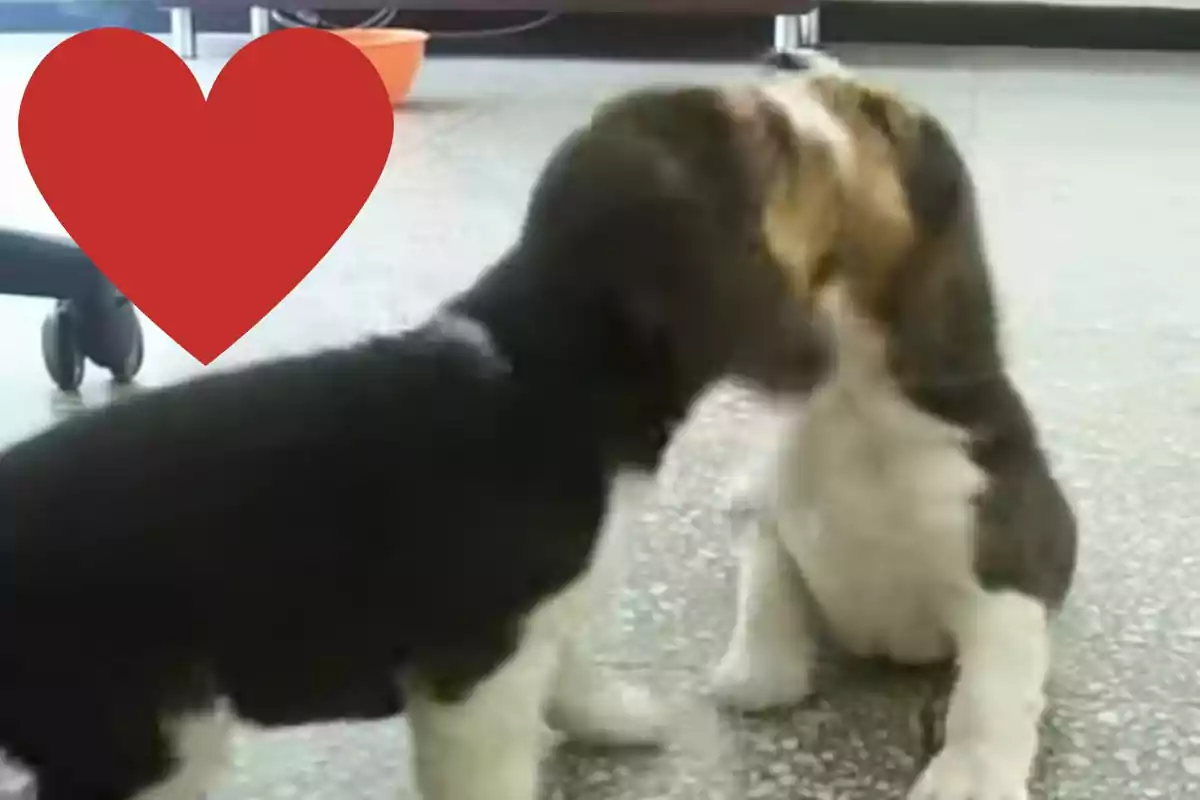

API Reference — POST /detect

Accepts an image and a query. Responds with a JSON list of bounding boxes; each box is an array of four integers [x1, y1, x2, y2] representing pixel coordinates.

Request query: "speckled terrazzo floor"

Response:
[[2, 32, 1200, 800]]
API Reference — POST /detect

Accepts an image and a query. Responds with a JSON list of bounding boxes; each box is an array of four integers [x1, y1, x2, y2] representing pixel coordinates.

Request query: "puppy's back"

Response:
[[0, 326, 531, 670]]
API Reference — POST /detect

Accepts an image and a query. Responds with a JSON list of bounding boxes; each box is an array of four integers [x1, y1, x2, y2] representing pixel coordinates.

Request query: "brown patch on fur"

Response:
[[798, 72, 993, 390], [729, 84, 844, 305], [750, 72, 961, 325], [808, 75, 921, 145], [812, 76, 924, 319]]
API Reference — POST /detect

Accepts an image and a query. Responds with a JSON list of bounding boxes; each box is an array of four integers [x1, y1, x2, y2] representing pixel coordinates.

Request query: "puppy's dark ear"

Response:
[[601, 285, 687, 467], [899, 114, 965, 238], [612, 288, 679, 394], [841, 84, 965, 237]]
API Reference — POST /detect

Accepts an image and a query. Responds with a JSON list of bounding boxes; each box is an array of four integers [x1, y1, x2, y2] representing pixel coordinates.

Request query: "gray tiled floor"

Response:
[[2, 32, 1200, 800]]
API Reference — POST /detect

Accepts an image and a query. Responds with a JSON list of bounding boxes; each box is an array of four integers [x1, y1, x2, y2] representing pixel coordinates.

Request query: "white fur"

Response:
[[433, 311, 510, 372], [403, 469, 668, 800], [760, 77, 856, 185], [713, 284, 1051, 800], [403, 578, 587, 800], [718, 401, 798, 522], [546, 638, 667, 747], [404, 576, 666, 800], [709, 515, 817, 711], [910, 592, 1047, 800], [131, 709, 231, 800], [545, 470, 669, 747]]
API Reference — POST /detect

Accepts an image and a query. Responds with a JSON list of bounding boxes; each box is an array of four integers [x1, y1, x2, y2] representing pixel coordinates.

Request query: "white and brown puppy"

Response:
[[712, 58, 1078, 800]]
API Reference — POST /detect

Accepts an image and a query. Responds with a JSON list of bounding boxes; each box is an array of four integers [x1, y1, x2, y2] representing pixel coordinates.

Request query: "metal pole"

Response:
[[800, 7, 821, 48], [773, 14, 801, 52], [250, 6, 272, 39], [169, 7, 197, 59]]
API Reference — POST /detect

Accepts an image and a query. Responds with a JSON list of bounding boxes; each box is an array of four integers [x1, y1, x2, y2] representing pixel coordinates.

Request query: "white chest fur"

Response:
[[772, 290, 988, 665], [715, 290, 1050, 800]]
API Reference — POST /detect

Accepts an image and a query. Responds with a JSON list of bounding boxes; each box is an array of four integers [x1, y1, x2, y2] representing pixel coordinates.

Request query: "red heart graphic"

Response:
[[19, 27, 394, 364]]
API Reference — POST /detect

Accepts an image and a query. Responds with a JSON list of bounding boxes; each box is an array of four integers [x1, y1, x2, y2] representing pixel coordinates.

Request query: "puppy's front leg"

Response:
[[909, 591, 1049, 800], [405, 631, 557, 800], [545, 637, 668, 748], [404, 576, 601, 800], [718, 404, 796, 522], [711, 516, 818, 711]]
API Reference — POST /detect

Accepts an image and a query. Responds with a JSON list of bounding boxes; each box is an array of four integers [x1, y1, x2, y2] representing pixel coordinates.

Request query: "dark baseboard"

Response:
[[2, 3, 1200, 54], [827, 2, 1200, 52], [340, 4, 1200, 57], [393, 11, 773, 61]]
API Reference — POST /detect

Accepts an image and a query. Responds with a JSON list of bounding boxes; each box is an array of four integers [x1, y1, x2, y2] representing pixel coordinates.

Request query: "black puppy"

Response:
[[0, 85, 826, 800]]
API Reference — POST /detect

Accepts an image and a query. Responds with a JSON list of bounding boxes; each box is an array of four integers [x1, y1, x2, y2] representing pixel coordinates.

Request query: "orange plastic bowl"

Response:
[[330, 28, 429, 105]]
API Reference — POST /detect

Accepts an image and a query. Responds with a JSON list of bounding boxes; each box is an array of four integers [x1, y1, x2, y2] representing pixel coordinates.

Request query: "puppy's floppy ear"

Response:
[[858, 92, 964, 238], [898, 114, 965, 238], [599, 284, 687, 466], [813, 76, 965, 239]]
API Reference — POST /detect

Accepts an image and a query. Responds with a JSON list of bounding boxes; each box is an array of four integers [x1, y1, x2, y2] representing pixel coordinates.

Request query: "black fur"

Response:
[[0, 86, 826, 799]]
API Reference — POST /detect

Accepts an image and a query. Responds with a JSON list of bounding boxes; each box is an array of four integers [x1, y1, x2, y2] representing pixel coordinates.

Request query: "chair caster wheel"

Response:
[[77, 294, 146, 387], [42, 301, 86, 393], [108, 311, 145, 385]]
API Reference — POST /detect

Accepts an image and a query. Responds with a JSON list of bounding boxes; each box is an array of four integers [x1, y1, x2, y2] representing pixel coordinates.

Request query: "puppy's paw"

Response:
[[548, 679, 669, 748], [584, 681, 670, 747], [909, 746, 1031, 800], [709, 647, 814, 713]]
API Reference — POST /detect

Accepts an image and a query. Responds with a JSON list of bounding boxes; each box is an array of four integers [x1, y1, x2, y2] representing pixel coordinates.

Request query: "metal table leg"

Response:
[[169, 7, 197, 59], [250, 6, 272, 39], [801, 7, 820, 48], [768, 8, 822, 70], [773, 8, 820, 51], [774, 14, 801, 51]]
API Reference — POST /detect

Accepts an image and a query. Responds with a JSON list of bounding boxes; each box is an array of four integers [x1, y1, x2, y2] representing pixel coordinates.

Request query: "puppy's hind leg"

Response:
[[545, 638, 668, 748], [405, 639, 556, 800]]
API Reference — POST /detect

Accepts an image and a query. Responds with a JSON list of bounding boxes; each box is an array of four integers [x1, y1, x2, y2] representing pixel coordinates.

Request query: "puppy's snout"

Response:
[[782, 311, 833, 392], [741, 304, 832, 397]]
